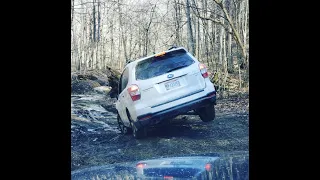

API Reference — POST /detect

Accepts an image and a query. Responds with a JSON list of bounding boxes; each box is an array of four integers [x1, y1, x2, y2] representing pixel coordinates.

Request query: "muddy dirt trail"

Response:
[[71, 93, 249, 171]]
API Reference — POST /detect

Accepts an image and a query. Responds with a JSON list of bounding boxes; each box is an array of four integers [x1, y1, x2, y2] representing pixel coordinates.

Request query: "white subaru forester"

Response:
[[115, 47, 216, 139]]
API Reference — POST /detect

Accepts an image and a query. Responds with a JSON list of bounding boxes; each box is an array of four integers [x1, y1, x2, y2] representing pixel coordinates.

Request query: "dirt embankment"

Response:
[[71, 67, 120, 96]]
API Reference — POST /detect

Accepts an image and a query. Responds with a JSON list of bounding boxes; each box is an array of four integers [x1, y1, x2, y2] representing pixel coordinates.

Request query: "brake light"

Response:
[[208, 91, 216, 98], [164, 176, 173, 179], [139, 115, 152, 121], [128, 84, 141, 101], [136, 162, 146, 169], [205, 163, 212, 171], [199, 63, 208, 78]]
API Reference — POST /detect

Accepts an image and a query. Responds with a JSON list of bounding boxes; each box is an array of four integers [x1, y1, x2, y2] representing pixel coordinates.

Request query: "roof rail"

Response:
[[168, 45, 178, 50]]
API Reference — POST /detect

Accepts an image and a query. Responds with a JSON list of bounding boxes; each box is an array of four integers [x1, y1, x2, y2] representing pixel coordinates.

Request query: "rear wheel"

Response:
[[127, 111, 147, 139], [131, 122, 146, 139], [197, 104, 215, 122], [117, 114, 130, 134]]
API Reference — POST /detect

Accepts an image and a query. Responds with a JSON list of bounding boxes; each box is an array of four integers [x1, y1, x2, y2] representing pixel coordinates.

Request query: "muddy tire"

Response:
[[127, 111, 146, 139], [198, 104, 215, 122], [117, 114, 130, 134], [131, 122, 146, 139]]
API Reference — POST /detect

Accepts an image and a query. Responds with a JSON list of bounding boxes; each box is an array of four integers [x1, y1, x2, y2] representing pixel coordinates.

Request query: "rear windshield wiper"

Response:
[[166, 65, 190, 73]]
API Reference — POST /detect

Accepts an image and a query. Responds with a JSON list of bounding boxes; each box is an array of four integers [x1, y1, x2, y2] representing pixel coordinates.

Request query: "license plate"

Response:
[[165, 80, 180, 90]]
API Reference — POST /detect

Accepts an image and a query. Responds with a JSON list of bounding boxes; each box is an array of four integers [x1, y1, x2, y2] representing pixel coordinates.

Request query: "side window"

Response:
[[120, 68, 129, 93]]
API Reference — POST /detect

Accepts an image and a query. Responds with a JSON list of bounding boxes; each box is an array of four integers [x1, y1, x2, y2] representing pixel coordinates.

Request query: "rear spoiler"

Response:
[[132, 47, 189, 64]]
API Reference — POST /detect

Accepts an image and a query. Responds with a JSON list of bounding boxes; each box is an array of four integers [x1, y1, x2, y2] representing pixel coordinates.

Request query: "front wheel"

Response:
[[197, 104, 215, 122]]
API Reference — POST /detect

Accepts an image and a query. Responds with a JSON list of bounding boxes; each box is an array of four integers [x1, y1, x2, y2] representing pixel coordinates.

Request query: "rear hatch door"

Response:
[[135, 49, 206, 108]]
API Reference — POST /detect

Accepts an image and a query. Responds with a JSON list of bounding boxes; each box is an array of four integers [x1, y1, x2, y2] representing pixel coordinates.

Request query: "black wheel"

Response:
[[127, 111, 146, 139], [117, 114, 130, 134], [198, 104, 215, 122]]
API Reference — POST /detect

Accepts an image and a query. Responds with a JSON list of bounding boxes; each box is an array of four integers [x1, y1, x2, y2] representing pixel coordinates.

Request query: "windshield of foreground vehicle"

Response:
[[135, 49, 195, 80]]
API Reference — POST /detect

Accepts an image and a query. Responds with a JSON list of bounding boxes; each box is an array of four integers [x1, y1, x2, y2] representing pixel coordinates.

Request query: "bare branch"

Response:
[[74, 2, 96, 6], [176, 2, 229, 22], [192, 12, 231, 34]]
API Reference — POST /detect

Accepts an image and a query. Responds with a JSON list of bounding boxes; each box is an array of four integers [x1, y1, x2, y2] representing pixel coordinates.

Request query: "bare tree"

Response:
[[185, 0, 195, 55], [71, 0, 249, 93], [190, 0, 248, 66], [118, 0, 128, 68], [143, 4, 157, 56]]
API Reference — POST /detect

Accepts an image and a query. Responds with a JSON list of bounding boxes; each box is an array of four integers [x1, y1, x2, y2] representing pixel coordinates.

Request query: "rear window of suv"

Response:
[[135, 49, 195, 80]]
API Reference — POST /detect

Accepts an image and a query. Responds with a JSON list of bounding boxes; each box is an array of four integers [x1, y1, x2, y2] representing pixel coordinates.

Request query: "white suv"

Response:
[[115, 47, 216, 138]]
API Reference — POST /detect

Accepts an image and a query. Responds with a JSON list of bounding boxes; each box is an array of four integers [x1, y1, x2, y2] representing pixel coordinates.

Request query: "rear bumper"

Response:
[[134, 91, 216, 129]]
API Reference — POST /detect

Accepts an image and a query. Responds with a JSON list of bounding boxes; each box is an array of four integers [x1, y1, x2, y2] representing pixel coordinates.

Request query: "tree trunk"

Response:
[[223, 23, 227, 74], [243, 0, 248, 66], [118, 23, 122, 70], [129, 30, 133, 60], [110, 19, 114, 68], [96, 43, 99, 69], [196, 11, 200, 58], [222, 20, 228, 92], [174, 0, 180, 45], [85, 7, 89, 73], [210, 19, 215, 70], [228, 3, 233, 72], [178, 2, 182, 45], [97, 0, 100, 42], [118, 0, 128, 63], [192, 0, 247, 65], [138, 27, 142, 57], [219, 23, 223, 69], [202, 0, 209, 64], [144, 30, 148, 56], [185, 0, 195, 55], [238, 59, 242, 89], [93, 0, 96, 42], [143, 4, 156, 56], [71, 0, 74, 42], [216, 0, 247, 65]]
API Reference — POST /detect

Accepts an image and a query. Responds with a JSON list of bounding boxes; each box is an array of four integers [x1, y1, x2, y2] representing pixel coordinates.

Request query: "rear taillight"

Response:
[[207, 91, 216, 98], [127, 84, 141, 101], [199, 63, 208, 78], [136, 162, 146, 175], [164, 176, 174, 179], [139, 115, 152, 121], [136, 162, 146, 169], [205, 163, 212, 171]]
